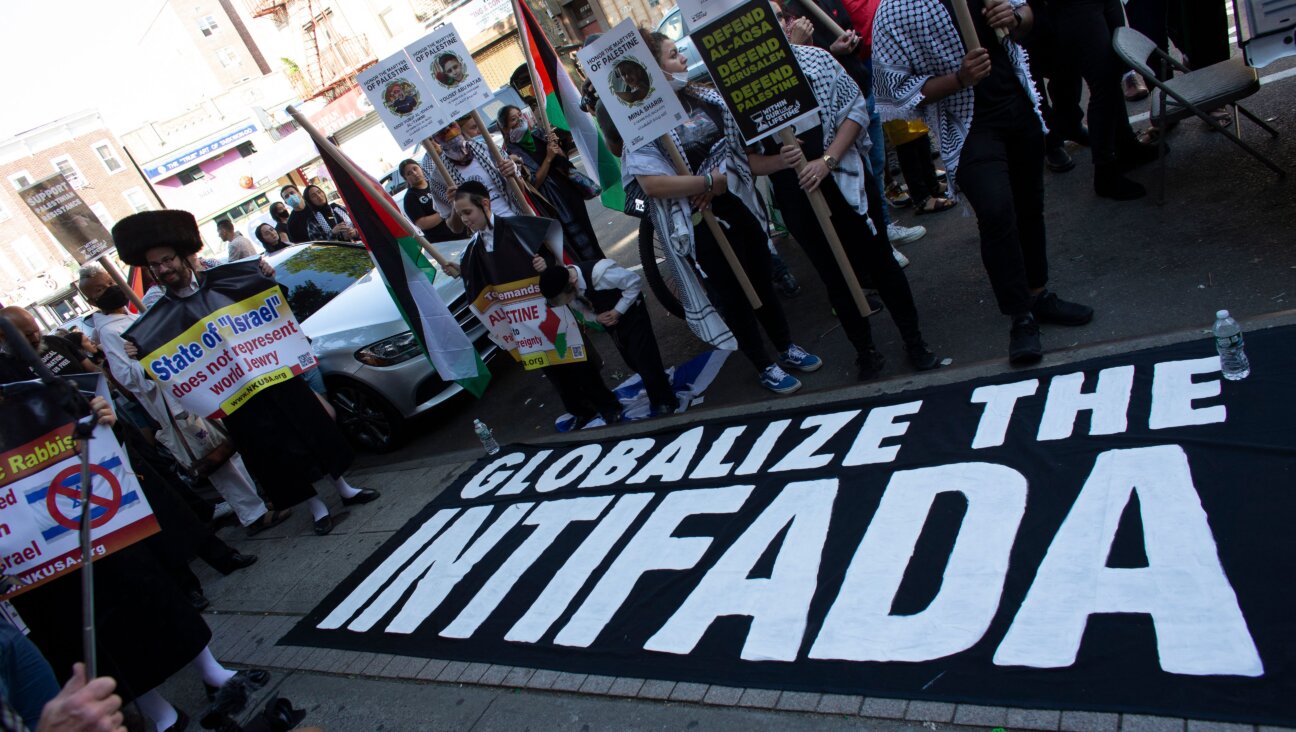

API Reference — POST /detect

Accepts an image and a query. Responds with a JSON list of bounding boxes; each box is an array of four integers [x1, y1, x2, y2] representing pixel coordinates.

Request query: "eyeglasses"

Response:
[[146, 254, 180, 270]]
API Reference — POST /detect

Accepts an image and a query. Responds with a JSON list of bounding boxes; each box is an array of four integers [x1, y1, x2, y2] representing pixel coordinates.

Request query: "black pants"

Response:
[[895, 135, 943, 203], [959, 113, 1050, 317], [694, 193, 791, 370], [1026, 0, 1086, 150], [544, 358, 620, 419], [777, 173, 923, 359], [1052, 0, 1139, 166], [609, 299, 675, 409], [1125, 0, 1231, 78]]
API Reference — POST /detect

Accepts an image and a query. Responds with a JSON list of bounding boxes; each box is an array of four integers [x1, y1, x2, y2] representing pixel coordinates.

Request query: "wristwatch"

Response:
[[822, 154, 839, 171]]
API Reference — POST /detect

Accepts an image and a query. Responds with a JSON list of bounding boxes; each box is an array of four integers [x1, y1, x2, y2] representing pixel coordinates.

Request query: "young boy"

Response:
[[536, 256, 676, 417], [453, 182, 624, 429]]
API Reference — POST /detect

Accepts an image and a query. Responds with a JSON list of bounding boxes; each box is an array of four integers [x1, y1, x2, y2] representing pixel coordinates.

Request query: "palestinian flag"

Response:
[[314, 139, 491, 397], [513, 0, 625, 212]]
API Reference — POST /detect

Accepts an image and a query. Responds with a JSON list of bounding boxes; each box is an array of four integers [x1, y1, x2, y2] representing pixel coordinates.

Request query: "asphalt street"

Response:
[[355, 59, 1296, 475]]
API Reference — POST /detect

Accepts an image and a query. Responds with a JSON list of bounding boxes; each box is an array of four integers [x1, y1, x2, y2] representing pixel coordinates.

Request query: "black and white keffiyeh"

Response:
[[872, 0, 1043, 181], [419, 138, 525, 213], [624, 84, 768, 350], [789, 44, 873, 221], [305, 203, 352, 240]]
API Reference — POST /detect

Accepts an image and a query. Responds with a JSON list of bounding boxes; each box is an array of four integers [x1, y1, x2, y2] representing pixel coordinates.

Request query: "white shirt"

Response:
[[433, 158, 520, 220], [568, 260, 642, 317], [93, 310, 179, 426], [226, 234, 258, 261]]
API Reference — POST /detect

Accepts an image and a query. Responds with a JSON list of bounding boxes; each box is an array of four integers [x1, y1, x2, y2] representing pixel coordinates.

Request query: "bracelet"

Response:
[[704, 172, 713, 193]]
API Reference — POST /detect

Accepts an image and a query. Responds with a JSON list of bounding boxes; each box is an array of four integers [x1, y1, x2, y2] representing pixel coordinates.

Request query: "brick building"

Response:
[[0, 111, 156, 328]]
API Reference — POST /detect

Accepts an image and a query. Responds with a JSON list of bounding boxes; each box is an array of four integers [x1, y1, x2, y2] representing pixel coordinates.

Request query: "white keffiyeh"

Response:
[[871, 0, 1043, 181], [419, 138, 525, 213]]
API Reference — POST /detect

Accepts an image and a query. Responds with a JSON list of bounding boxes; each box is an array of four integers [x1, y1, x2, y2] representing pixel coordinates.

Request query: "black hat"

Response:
[[539, 265, 572, 300], [455, 180, 491, 200], [112, 210, 203, 266]]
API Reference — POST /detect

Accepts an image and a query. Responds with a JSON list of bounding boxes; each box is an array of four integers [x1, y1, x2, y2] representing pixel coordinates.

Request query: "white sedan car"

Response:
[[266, 239, 494, 452]]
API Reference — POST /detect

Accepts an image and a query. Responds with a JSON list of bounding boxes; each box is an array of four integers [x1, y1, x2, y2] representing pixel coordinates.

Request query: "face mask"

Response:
[[668, 71, 689, 91], [508, 119, 530, 143], [286, 195, 303, 209], [94, 285, 129, 312], [443, 136, 472, 164]]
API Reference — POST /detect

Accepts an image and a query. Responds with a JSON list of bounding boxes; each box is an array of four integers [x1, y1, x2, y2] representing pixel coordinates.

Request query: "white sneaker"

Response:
[[888, 222, 926, 246], [892, 247, 910, 268], [211, 502, 234, 521]]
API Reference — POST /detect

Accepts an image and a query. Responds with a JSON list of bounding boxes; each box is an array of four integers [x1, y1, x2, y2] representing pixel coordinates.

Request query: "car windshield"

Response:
[[276, 245, 372, 321], [659, 11, 684, 40]]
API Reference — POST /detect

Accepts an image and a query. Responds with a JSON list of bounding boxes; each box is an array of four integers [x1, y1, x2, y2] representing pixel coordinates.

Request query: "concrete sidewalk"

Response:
[[163, 315, 1296, 731]]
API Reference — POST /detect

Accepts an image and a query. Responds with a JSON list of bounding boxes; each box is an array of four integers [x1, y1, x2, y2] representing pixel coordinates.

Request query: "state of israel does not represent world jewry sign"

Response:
[[286, 328, 1296, 725]]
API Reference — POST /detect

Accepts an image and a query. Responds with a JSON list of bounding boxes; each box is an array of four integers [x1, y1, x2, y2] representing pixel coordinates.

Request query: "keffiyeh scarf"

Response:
[[419, 138, 524, 213], [872, 0, 1043, 181], [624, 85, 767, 351], [790, 45, 874, 222]]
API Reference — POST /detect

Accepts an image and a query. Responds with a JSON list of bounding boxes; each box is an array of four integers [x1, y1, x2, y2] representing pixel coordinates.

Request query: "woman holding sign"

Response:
[[498, 105, 605, 262], [626, 30, 822, 396], [745, 1, 941, 380]]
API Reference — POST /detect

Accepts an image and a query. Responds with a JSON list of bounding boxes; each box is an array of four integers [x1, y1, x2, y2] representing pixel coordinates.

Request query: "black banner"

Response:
[[693, 0, 818, 143], [285, 328, 1296, 723]]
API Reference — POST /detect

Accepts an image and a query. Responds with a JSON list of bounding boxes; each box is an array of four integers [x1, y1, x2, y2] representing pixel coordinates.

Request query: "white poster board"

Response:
[[357, 52, 448, 148], [576, 20, 689, 154], [406, 24, 495, 121], [677, 0, 746, 32]]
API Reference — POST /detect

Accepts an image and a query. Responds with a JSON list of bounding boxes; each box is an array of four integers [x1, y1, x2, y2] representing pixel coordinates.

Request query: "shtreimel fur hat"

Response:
[[111, 210, 203, 266]]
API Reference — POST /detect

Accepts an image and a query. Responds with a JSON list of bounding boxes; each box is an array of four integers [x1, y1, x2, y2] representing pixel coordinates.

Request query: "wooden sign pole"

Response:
[[776, 128, 875, 317], [949, 0, 985, 51], [284, 105, 459, 276], [660, 135, 762, 309], [100, 258, 146, 310], [420, 139, 456, 189], [470, 109, 538, 216]]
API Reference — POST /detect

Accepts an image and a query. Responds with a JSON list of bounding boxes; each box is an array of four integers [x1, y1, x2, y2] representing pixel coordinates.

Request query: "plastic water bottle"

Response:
[[1213, 310, 1250, 380], [473, 419, 500, 455]]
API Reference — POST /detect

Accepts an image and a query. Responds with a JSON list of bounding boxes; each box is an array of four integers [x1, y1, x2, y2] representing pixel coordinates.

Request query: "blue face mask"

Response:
[[286, 195, 303, 209]]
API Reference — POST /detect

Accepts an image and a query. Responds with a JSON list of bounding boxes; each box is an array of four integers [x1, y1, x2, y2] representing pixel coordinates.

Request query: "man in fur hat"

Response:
[[113, 210, 379, 536]]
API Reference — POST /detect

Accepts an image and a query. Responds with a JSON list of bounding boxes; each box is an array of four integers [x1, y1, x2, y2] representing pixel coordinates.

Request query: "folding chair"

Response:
[[1111, 27, 1284, 202]]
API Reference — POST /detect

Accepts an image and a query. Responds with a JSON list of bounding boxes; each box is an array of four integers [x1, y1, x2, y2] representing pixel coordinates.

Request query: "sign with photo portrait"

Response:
[[577, 20, 689, 154], [357, 52, 448, 148], [407, 24, 494, 121]]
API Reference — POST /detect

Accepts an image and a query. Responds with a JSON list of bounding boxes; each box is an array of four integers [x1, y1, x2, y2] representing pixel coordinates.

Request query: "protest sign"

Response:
[[688, 0, 818, 143], [287, 327, 1296, 726], [677, 0, 745, 31], [19, 175, 113, 264], [357, 52, 448, 149], [0, 376, 157, 599], [407, 24, 494, 121], [577, 20, 689, 154], [461, 217, 587, 370], [123, 260, 317, 419]]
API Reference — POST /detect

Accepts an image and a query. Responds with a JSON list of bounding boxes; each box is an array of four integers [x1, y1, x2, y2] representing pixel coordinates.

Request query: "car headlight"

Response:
[[355, 331, 422, 366]]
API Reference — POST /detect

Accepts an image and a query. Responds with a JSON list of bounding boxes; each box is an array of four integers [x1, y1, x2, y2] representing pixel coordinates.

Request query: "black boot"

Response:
[[1094, 164, 1146, 201]]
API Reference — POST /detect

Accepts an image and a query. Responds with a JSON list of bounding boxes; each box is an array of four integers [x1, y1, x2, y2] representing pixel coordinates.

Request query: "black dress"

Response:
[[504, 129, 604, 262]]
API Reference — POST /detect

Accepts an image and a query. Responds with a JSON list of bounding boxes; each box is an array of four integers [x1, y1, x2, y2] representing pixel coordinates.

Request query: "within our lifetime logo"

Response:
[[610, 58, 653, 106]]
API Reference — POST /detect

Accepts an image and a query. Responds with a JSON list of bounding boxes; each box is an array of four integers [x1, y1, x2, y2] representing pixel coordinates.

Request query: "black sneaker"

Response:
[[1031, 290, 1094, 326], [906, 341, 942, 371], [857, 349, 886, 381], [1045, 147, 1075, 173], [1009, 315, 1043, 365]]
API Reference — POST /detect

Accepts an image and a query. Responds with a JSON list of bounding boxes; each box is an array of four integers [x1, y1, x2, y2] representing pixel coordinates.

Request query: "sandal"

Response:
[[1205, 107, 1232, 131], [246, 508, 292, 536], [914, 195, 956, 215], [885, 184, 911, 208]]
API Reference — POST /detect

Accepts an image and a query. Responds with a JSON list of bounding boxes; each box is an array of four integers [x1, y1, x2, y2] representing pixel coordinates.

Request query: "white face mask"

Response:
[[668, 71, 689, 91], [508, 119, 530, 143]]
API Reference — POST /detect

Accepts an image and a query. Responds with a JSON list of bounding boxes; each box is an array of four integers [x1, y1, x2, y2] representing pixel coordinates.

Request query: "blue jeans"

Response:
[[0, 620, 60, 728], [864, 81, 892, 227]]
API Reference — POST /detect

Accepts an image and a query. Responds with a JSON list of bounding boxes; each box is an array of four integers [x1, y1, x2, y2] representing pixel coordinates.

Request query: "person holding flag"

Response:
[[626, 30, 823, 396], [454, 181, 623, 428], [745, 1, 942, 381], [512, 0, 625, 212], [499, 104, 605, 261]]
